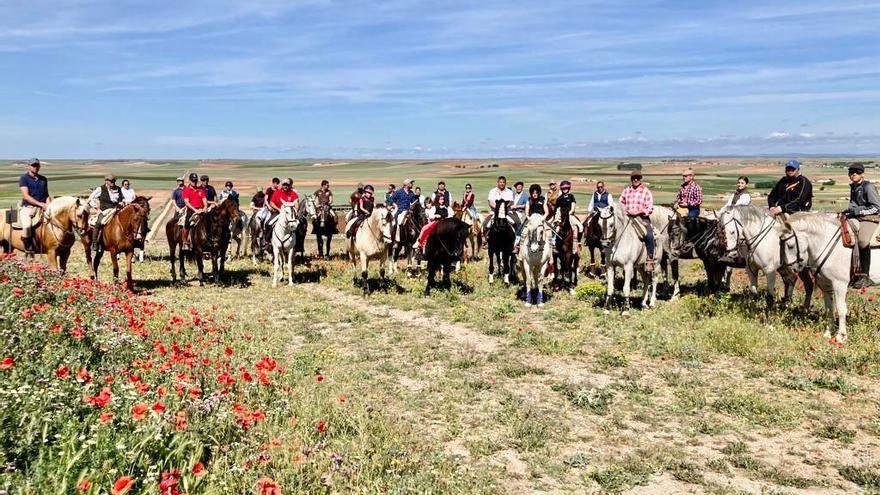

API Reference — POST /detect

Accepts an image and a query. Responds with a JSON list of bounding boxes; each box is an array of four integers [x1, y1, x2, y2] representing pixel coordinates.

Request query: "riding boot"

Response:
[[22, 236, 35, 255], [91, 227, 101, 252], [182, 228, 190, 251], [853, 247, 872, 288]]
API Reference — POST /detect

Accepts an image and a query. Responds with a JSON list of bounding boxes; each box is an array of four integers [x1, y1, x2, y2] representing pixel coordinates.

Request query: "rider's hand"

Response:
[[769, 206, 782, 215]]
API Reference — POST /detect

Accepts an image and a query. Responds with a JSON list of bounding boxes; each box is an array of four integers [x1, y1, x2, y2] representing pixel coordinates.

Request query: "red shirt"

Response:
[[182, 185, 207, 209], [270, 189, 299, 209]]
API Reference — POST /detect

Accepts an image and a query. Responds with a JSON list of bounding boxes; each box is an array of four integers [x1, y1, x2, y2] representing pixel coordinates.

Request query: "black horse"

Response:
[[312, 202, 338, 258], [393, 201, 427, 270], [294, 202, 310, 258], [667, 215, 740, 294], [424, 218, 471, 295], [553, 209, 580, 292], [582, 212, 605, 276], [486, 200, 515, 284]]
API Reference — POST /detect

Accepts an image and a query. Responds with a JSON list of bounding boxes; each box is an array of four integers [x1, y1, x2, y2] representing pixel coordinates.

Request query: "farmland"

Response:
[[3, 158, 880, 494]]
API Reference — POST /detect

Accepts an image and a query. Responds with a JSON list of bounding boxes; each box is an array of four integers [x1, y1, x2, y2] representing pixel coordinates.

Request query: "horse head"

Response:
[[525, 214, 549, 253], [717, 209, 741, 254], [494, 200, 509, 220], [73, 198, 90, 237], [281, 201, 300, 231], [596, 205, 616, 248]]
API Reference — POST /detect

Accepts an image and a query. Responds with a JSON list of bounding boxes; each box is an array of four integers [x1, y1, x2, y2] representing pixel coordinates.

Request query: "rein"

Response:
[[780, 224, 842, 277]]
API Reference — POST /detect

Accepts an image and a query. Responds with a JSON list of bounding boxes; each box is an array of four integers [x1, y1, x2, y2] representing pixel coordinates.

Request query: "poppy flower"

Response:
[[99, 412, 114, 424], [55, 365, 71, 379], [175, 411, 188, 431], [112, 476, 135, 495], [317, 420, 327, 434], [192, 462, 207, 478], [78, 479, 92, 491], [315, 374, 324, 383], [131, 403, 148, 421], [256, 477, 281, 495], [152, 401, 166, 413], [0, 357, 13, 369]]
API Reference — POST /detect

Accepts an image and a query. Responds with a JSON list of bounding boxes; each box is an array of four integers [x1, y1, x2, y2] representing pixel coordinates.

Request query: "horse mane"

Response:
[[785, 211, 839, 234], [728, 204, 770, 226], [46, 196, 80, 217]]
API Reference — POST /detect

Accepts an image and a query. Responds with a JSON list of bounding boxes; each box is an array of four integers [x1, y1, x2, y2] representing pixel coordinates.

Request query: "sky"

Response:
[[1, 0, 879, 159]]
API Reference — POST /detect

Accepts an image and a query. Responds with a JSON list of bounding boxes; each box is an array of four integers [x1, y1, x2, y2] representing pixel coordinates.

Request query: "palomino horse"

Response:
[[778, 212, 851, 342], [552, 208, 581, 294], [271, 202, 300, 287], [486, 200, 516, 284], [348, 205, 395, 295], [596, 205, 666, 311], [306, 197, 339, 259], [582, 212, 605, 277], [88, 201, 151, 290], [718, 205, 813, 308], [453, 203, 482, 264], [392, 201, 426, 272], [423, 218, 470, 295], [0, 196, 88, 272], [166, 198, 241, 285], [518, 213, 553, 306]]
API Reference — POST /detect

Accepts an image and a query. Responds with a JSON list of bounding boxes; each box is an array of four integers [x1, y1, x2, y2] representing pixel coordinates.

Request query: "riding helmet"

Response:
[[560, 180, 572, 189], [364, 185, 374, 192]]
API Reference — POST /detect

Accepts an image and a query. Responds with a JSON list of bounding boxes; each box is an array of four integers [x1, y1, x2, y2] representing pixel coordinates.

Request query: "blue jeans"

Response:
[[687, 207, 700, 219], [640, 216, 655, 259]]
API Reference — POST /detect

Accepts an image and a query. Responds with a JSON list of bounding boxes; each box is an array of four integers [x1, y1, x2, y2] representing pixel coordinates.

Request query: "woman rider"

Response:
[[721, 176, 751, 210], [345, 185, 374, 238], [415, 195, 453, 253]]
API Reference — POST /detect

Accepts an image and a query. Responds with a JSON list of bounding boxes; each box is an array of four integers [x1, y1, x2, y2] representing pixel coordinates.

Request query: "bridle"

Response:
[[273, 204, 299, 246], [718, 213, 777, 256], [779, 224, 841, 276]]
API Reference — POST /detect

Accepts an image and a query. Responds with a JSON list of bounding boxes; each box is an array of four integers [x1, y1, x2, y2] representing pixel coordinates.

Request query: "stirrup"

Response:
[[851, 274, 871, 289]]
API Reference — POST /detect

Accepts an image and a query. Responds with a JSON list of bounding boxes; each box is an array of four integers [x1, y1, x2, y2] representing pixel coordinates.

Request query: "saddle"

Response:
[[843, 216, 880, 248], [88, 208, 119, 227], [628, 216, 651, 241], [8, 207, 44, 230]]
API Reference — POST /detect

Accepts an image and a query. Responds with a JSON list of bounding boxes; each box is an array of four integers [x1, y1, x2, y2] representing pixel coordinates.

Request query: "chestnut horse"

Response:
[[82, 196, 151, 281], [166, 198, 240, 285], [86, 199, 151, 289], [0, 196, 88, 272]]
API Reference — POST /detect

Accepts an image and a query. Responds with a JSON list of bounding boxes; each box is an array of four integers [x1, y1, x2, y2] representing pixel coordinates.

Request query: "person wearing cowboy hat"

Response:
[[675, 168, 703, 218], [346, 184, 375, 238], [768, 159, 813, 216], [17, 158, 51, 255], [87, 174, 123, 252], [844, 162, 880, 288], [389, 179, 416, 240], [619, 170, 657, 271]]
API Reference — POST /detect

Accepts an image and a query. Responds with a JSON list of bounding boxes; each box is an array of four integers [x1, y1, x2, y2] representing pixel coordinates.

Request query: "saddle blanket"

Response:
[[9, 207, 44, 230], [177, 211, 203, 227], [88, 208, 118, 227]]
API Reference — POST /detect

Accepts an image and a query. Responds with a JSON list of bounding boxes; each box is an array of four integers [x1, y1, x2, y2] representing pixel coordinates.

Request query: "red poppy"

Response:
[[112, 476, 135, 495], [256, 477, 281, 495], [175, 411, 188, 431], [99, 412, 114, 424], [84, 387, 112, 408], [337, 395, 346, 403], [315, 374, 324, 383], [55, 365, 71, 379], [317, 420, 327, 434], [192, 462, 207, 478], [78, 479, 92, 491], [131, 403, 148, 421], [159, 469, 180, 495], [76, 367, 92, 383], [152, 401, 166, 413], [0, 357, 13, 370], [225, 346, 233, 356]]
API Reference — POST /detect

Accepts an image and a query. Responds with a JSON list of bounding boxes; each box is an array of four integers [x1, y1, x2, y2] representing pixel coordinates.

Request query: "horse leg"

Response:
[[800, 268, 814, 312], [110, 250, 120, 284], [604, 263, 615, 307], [287, 245, 295, 286], [46, 247, 58, 270], [622, 263, 633, 314], [503, 251, 510, 285], [272, 247, 280, 288], [765, 270, 778, 309], [523, 263, 532, 306], [425, 260, 436, 295], [196, 251, 205, 286], [746, 266, 759, 296], [488, 249, 495, 284], [360, 253, 369, 296], [125, 251, 134, 291], [832, 280, 848, 342], [670, 259, 680, 300], [58, 248, 70, 273]]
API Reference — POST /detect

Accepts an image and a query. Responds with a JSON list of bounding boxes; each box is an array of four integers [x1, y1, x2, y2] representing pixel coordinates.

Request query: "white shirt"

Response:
[[426, 206, 453, 220], [722, 191, 751, 209], [87, 186, 122, 210], [120, 187, 136, 204], [488, 187, 514, 204]]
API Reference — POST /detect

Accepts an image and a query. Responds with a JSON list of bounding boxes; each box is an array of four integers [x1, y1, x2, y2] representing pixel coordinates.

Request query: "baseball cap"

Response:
[[29, 158, 40, 166], [176, 176, 184, 182], [785, 160, 801, 170], [189, 172, 199, 181]]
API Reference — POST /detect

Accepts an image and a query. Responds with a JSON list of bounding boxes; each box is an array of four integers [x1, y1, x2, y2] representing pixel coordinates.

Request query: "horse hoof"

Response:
[[621, 310, 631, 318], [837, 333, 848, 344], [488, 275, 494, 284], [569, 288, 576, 296]]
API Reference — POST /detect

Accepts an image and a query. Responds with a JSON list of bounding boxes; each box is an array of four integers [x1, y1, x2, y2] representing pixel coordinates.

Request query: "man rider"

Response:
[[18, 158, 51, 255], [87, 174, 123, 252], [844, 163, 880, 288], [171, 176, 186, 222], [265, 178, 281, 205], [619, 170, 656, 272], [483, 176, 520, 245], [434, 181, 451, 206], [181, 173, 207, 251], [202, 175, 218, 206], [675, 168, 703, 219], [314, 180, 333, 207], [346, 185, 375, 238], [587, 181, 613, 213], [389, 179, 416, 238], [768, 160, 813, 216], [264, 178, 299, 246]]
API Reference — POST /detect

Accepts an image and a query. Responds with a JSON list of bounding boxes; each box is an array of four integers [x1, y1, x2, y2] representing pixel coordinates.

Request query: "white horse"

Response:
[[597, 205, 666, 311], [718, 205, 813, 307], [270, 202, 300, 287], [779, 213, 851, 342], [518, 213, 553, 307], [348, 206, 395, 295]]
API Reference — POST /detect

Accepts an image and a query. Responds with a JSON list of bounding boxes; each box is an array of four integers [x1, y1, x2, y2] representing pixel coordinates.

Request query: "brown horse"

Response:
[[452, 202, 482, 263], [85, 198, 152, 289], [166, 198, 240, 285], [581, 212, 605, 277], [0, 196, 88, 272]]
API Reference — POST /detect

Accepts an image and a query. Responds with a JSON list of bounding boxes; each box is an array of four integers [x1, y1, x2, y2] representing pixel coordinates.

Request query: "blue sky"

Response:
[[2, 0, 879, 158]]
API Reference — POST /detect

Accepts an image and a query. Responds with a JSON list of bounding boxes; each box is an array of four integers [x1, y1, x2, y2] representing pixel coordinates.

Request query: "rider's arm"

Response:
[[19, 186, 47, 209], [327, 193, 333, 205], [87, 187, 101, 209], [782, 179, 812, 214]]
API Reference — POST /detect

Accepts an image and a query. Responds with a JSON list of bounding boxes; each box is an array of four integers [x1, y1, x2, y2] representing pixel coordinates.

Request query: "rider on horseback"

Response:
[[587, 181, 613, 213], [87, 174, 123, 252], [414, 195, 453, 254], [768, 160, 813, 216], [346, 185, 374, 238], [551, 180, 578, 249], [314, 180, 333, 207], [721, 176, 751, 209], [462, 183, 479, 221], [17, 158, 51, 255], [219, 181, 239, 204], [264, 179, 299, 246], [619, 171, 656, 272], [171, 176, 186, 223], [181, 173, 208, 251], [845, 163, 880, 288], [389, 179, 416, 240], [483, 175, 520, 237], [675, 169, 703, 219]]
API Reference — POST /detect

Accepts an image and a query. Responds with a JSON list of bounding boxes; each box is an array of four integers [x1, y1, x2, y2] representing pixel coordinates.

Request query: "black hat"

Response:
[[364, 184, 375, 192], [200, 174, 209, 181], [189, 172, 199, 181], [529, 184, 542, 195], [849, 163, 865, 174]]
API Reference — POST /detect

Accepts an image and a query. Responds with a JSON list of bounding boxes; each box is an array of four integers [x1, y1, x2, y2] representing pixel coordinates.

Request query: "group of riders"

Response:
[[14, 158, 879, 287]]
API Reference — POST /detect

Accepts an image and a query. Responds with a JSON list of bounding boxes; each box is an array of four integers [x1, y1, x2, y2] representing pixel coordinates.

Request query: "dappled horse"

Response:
[[518, 213, 553, 306], [718, 205, 813, 308], [423, 218, 470, 295], [779, 213, 851, 342], [167, 198, 241, 285], [597, 205, 665, 311], [246, 212, 266, 265], [0, 196, 88, 272], [271, 201, 300, 287], [392, 201, 426, 272], [553, 208, 581, 294], [348, 205, 395, 295], [486, 200, 515, 284], [88, 199, 151, 290]]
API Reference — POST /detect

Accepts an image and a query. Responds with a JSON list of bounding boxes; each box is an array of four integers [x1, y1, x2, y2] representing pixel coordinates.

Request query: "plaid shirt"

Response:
[[675, 181, 703, 207], [620, 185, 653, 216]]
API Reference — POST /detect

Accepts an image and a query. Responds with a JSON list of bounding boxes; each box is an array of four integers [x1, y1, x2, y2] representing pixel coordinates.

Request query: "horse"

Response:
[[778, 213, 851, 342], [0, 196, 88, 272], [486, 200, 516, 284], [308, 198, 339, 259], [392, 201, 426, 272], [229, 208, 247, 260], [552, 209, 581, 294], [453, 203, 482, 263], [348, 205, 395, 295], [667, 214, 736, 295], [88, 200, 151, 290], [246, 210, 266, 265], [166, 198, 241, 285], [518, 213, 553, 306], [424, 218, 470, 295], [718, 205, 813, 308], [293, 201, 311, 259], [581, 212, 605, 277], [82, 196, 152, 280], [271, 202, 300, 287], [596, 205, 666, 311]]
